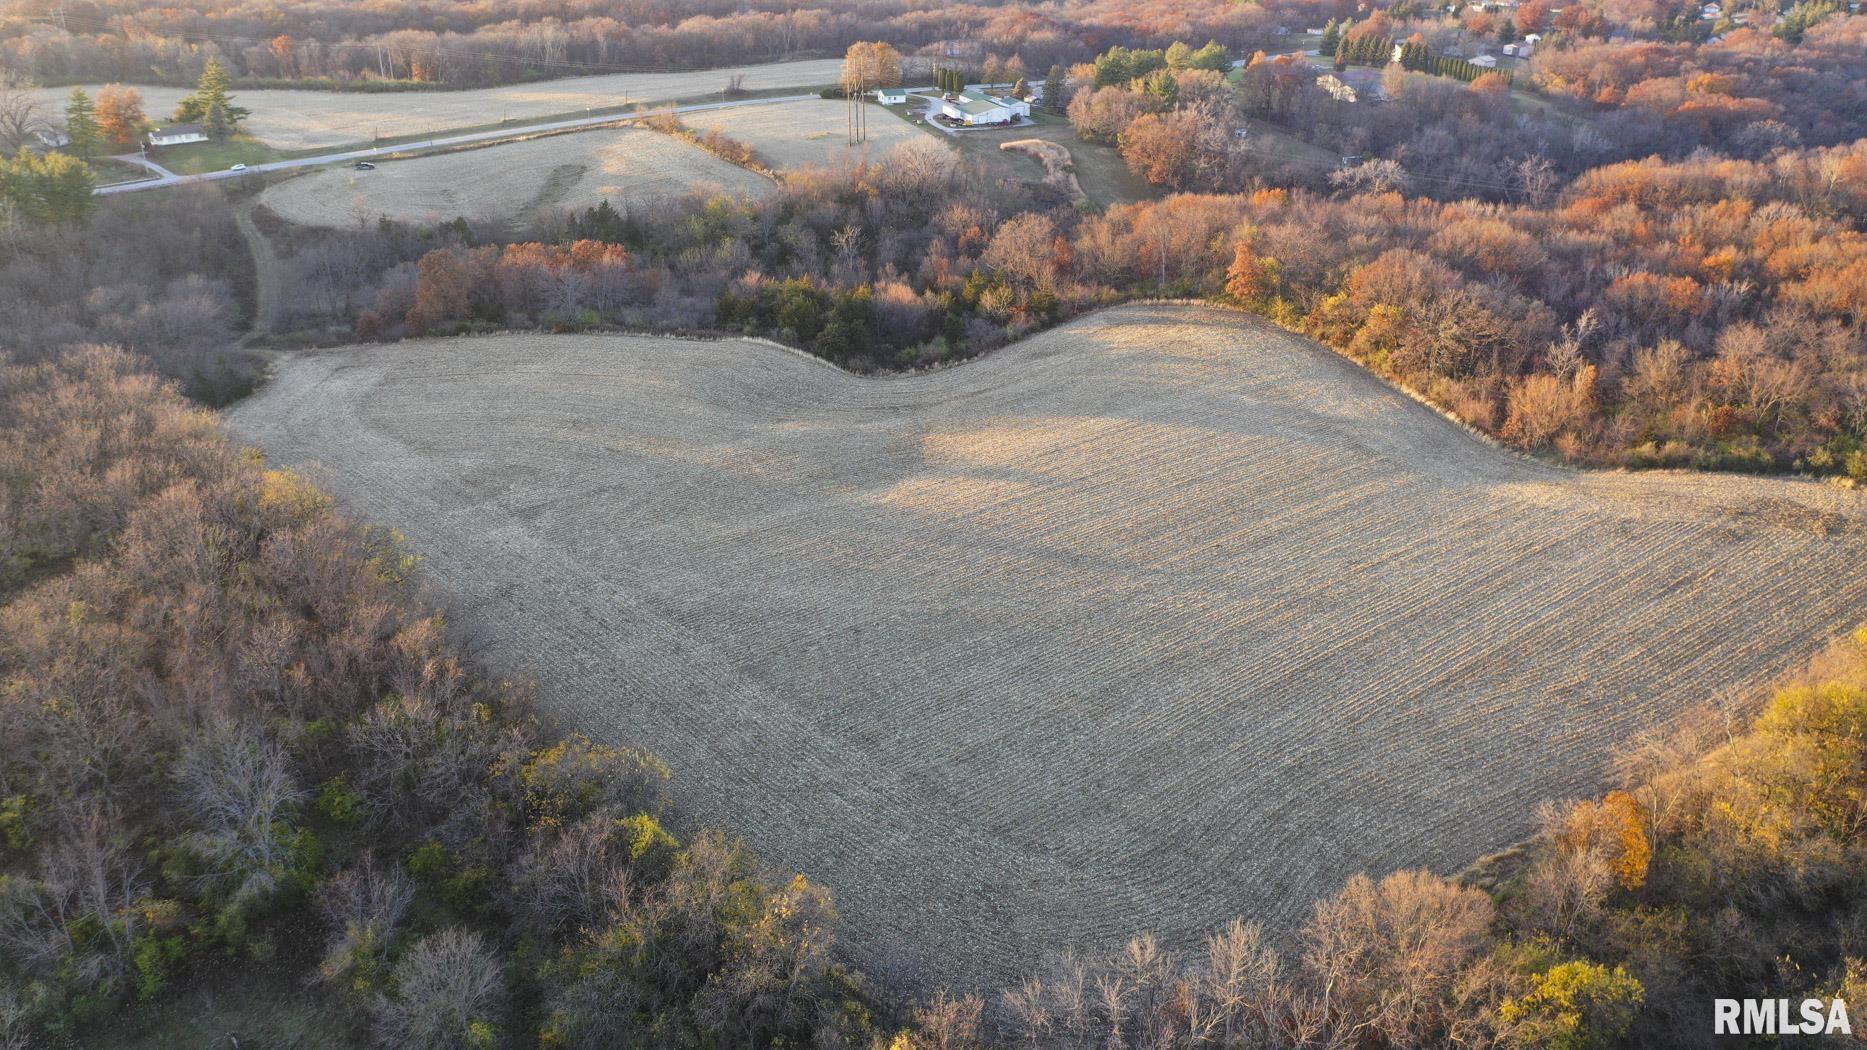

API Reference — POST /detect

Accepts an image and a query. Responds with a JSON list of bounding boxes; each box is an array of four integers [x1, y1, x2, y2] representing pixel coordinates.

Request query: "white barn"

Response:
[[938, 93, 1030, 126]]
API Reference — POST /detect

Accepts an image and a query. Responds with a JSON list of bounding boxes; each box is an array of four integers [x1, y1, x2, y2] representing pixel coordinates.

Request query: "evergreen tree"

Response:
[[1011, 76, 1029, 100], [64, 88, 100, 157], [1334, 38, 1351, 71], [1320, 20, 1341, 54], [1043, 65, 1065, 112], [204, 102, 231, 142], [175, 58, 250, 127], [0, 149, 97, 223]]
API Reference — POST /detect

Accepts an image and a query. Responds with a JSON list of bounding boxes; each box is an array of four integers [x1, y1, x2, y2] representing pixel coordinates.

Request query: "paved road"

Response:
[[95, 92, 825, 196]]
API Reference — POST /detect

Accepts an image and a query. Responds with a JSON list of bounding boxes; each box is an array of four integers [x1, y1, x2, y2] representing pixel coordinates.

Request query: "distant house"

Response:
[[876, 88, 908, 105], [1317, 74, 1359, 103], [938, 93, 1030, 126], [1471, 54, 1500, 68], [147, 124, 209, 147], [32, 127, 71, 149], [1699, 2, 1721, 17]]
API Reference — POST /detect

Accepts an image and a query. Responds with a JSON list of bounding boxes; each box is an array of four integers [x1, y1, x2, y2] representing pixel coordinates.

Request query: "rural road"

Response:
[[94, 92, 826, 195]]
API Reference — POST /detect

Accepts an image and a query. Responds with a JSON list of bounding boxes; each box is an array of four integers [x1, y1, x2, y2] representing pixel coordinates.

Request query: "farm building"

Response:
[[1472, 54, 1499, 68], [1317, 75, 1359, 104], [876, 88, 907, 105], [938, 93, 1030, 126], [148, 124, 209, 146]]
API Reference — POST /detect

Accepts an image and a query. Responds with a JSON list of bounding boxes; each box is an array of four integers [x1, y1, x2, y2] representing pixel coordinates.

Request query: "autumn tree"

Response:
[[841, 41, 902, 93], [95, 85, 145, 149]]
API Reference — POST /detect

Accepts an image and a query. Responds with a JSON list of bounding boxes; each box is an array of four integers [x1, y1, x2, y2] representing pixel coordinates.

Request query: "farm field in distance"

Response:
[[28, 57, 844, 150], [255, 126, 774, 228], [685, 98, 931, 169], [225, 303, 1867, 988]]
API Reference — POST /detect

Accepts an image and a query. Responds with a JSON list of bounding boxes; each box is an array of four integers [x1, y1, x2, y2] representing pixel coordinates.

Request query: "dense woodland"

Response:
[[274, 125, 1867, 475], [4, 0, 1867, 1045]]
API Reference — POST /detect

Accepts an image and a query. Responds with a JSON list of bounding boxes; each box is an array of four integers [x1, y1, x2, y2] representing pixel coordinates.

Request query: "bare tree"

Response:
[[172, 722, 306, 909], [0, 72, 47, 154], [372, 927, 506, 1049], [317, 854, 415, 985]]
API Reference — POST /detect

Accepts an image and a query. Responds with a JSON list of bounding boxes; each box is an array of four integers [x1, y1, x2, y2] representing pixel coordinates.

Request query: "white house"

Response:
[[148, 124, 209, 147], [876, 88, 908, 105], [938, 93, 1029, 126], [1316, 74, 1359, 103], [1471, 54, 1499, 68], [32, 127, 71, 149]]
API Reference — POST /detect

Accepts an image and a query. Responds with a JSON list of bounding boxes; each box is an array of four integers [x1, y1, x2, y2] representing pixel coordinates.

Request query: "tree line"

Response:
[[0, 346, 883, 1046]]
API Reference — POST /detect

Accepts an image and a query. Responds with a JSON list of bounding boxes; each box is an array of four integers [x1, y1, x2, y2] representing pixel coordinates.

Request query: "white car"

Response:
[[229, 163, 249, 172]]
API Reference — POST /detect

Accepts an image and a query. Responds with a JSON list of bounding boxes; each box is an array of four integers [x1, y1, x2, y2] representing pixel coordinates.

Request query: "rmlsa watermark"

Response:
[[1714, 999, 1852, 1037]]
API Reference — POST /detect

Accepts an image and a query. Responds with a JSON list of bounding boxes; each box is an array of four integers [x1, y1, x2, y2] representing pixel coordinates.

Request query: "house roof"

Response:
[[947, 94, 1012, 115], [150, 124, 206, 137]]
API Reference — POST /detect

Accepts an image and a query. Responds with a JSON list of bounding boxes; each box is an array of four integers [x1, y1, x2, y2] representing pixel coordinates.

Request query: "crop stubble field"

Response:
[[255, 126, 773, 227], [225, 304, 1867, 987], [30, 58, 844, 150], [684, 99, 928, 168]]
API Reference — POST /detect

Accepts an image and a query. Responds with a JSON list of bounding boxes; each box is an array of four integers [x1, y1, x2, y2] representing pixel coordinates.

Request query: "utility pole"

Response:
[[846, 69, 866, 146]]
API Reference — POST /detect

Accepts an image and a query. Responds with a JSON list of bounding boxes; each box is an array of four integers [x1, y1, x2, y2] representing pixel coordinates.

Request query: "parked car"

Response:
[[353, 161, 376, 170], [228, 163, 249, 172]]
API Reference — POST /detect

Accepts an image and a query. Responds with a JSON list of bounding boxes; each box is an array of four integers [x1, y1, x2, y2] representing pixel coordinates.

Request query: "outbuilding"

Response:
[[938, 93, 1030, 126], [877, 88, 908, 105]]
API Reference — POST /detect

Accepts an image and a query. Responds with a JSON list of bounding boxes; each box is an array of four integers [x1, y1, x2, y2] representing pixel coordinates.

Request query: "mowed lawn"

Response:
[[226, 302, 1867, 988], [895, 102, 1157, 207]]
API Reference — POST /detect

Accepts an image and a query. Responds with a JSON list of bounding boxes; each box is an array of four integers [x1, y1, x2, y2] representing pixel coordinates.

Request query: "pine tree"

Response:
[[176, 58, 250, 127], [64, 88, 101, 157], [1043, 65, 1065, 112], [1320, 20, 1341, 54], [1334, 38, 1350, 71], [1012, 77, 1029, 100], [205, 102, 231, 141]]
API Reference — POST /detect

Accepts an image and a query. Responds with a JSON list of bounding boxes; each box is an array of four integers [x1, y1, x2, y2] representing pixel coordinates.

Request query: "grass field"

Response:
[[150, 134, 281, 174], [31, 58, 843, 151], [255, 126, 773, 228], [224, 303, 1867, 987], [903, 104, 1156, 207], [684, 98, 930, 169]]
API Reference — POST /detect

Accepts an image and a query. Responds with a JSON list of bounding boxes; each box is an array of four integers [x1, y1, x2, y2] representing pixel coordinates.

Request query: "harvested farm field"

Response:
[[256, 126, 773, 227], [29, 58, 843, 151], [225, 303, 1867, 987], [685, 98, 932, 169]]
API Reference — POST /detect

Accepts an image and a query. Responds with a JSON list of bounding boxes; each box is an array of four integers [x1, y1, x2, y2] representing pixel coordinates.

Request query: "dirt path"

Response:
[[224, 304, 1867, 990], [234, 199, 286, 339]]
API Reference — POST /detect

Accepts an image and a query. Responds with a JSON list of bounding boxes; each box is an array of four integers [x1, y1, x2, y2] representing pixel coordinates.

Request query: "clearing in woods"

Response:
[[31, 58, 845, 151], [683, 98, 930, 169], [254, 126, 773, 228], [224, 303, 1867, 987]]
